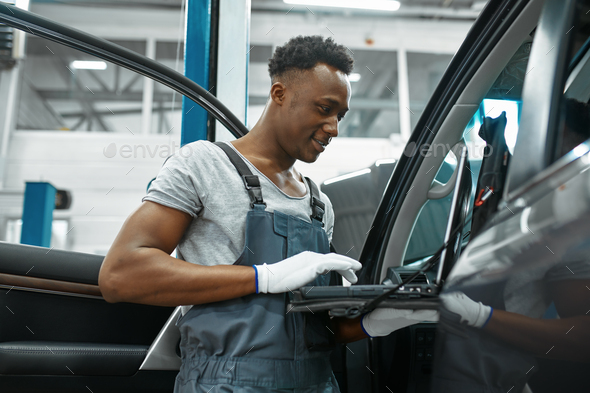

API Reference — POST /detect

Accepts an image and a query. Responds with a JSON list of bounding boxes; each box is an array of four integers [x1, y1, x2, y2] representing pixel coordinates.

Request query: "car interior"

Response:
[[379, 0, 545, 282]]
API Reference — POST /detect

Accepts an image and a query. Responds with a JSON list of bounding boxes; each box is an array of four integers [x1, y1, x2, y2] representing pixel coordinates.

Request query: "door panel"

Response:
[[0, 242, 102, 284], [0, 241, 175, 384], [1, 285, 173, 345], [1, 371, 180, 393]]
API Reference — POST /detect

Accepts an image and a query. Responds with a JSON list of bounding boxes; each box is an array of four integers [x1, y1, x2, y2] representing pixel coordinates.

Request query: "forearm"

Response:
[[99, 247, 256, 306], [334, 316, 368, 343], [483, 310, 590, 361]]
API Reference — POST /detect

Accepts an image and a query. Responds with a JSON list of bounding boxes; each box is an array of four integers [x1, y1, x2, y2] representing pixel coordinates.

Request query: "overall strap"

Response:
[[304, 176, 325, 225], [214, 142, 265, 207]]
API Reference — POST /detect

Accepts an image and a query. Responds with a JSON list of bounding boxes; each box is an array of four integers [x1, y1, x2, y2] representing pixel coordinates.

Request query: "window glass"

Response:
[[403, 121, 483, 265], [5, 218, 70, 250], [339, 49, 399, 138], [15, 35, 185, 136], [152, 40, 183, 136], [5, 31, 200, 254], [552, 6, 590, 162], [407, 52, 454, 132], [402, 36, 534, 264]]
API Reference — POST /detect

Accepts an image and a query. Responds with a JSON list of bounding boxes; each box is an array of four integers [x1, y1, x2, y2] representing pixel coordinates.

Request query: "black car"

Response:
[[1, 0, 590, 392]]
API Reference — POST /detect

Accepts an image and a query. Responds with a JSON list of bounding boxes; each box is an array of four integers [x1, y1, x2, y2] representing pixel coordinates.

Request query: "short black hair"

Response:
[[268, 35, 354, 83]]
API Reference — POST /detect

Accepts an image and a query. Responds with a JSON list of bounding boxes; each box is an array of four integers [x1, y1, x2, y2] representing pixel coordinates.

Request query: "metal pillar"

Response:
[[215, 0, 250, 141], [0, 65, 21, 189], [20, 181, 56, 248], [141, 37, 156, 135], [397, 47, 412, 141], [181, 0, 214, 146], [0, 1, 28, 188]]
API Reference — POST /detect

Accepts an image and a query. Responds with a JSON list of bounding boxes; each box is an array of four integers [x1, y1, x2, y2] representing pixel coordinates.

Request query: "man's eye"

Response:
[[321, 106, 330, 113]]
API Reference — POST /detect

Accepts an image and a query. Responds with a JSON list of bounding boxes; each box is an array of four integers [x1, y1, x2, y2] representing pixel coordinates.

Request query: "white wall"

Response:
[[2, 131, 401, 253], [3, 132, 178, 253]]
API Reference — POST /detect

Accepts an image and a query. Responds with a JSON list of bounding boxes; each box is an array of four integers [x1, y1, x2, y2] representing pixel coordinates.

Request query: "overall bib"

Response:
[[173, 142, 338, 393]]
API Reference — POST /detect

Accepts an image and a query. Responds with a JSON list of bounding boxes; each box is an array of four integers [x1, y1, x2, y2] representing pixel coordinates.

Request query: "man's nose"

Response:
[[325, 116, 339, 138]]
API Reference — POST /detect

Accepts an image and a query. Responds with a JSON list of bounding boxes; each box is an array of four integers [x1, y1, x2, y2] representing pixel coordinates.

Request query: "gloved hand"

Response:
[[254, 251, 362, 294], [361, 308, 439, 337], [440, 291, 493, 328]]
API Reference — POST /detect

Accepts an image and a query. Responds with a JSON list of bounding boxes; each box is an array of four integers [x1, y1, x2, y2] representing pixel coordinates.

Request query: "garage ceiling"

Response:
[[30, 0, 486, 19]]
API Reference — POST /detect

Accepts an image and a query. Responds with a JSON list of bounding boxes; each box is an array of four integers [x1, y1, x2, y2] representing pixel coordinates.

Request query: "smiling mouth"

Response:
[[313, 138, 328, 148]]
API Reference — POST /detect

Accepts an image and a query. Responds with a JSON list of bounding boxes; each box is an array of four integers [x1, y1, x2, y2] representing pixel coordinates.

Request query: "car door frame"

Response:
[[430, 0, 590, 390], [357, 0, 532, 287], [349, 0, 540, 391]]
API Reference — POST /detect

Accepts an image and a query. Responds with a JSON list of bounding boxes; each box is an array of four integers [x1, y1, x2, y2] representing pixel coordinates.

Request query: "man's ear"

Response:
[[270, 82, 286, 106]]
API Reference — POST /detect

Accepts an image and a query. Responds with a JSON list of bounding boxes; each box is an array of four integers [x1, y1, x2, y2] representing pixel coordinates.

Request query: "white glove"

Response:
[[254, 251, 362, 294], [440, 291, 492, 328], [361, 308, 439, 337]]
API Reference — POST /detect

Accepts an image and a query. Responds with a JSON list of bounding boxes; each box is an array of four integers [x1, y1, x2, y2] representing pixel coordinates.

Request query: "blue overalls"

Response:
[[173, 142, 339, 393]]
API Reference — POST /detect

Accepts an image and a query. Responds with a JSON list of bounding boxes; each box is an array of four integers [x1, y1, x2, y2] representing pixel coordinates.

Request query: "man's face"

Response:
[[275, 63, 351, 163]]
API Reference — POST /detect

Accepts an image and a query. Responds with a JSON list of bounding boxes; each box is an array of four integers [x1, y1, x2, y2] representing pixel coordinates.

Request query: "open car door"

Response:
[[0, 4, 247, 392]]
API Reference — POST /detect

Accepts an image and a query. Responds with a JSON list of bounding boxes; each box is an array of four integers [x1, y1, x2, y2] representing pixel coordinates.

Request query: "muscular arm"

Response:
[[482, 279, 590, 362], [98, 201, 256, 306]]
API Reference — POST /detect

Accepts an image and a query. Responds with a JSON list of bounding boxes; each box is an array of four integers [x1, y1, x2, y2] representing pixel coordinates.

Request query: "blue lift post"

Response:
[[146, 1, 214, 192], [20, 181, 56, 248], [181, 0, 213, 146]]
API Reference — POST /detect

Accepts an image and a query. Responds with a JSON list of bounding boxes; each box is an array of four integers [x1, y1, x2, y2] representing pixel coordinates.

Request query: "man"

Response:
[[99, 36, 436, 392]]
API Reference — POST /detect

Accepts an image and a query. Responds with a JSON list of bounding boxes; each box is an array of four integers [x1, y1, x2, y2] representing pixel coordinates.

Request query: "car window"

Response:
[[432, 4, 590, 391], [550, 9, 590, 163], [402, 120, 483, 265], [4, 31, 203, 254], [407, 52, 454, 132], [17, 36, 183, 135], [403, 36, 534, 265]]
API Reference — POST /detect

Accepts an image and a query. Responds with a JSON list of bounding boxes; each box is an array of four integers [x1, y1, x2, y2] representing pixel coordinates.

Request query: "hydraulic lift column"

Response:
[[181, 0, 250, 146]]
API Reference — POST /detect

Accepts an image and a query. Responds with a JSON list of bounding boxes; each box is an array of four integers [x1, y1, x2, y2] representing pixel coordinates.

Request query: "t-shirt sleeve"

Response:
[[544, 260, 590, 282], [321, 191, 335, 244], [142, 152, 202, 218]]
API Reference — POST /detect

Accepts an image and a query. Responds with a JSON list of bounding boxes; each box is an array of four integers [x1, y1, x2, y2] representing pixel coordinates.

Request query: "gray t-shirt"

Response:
[[142, 140, 334, 312]]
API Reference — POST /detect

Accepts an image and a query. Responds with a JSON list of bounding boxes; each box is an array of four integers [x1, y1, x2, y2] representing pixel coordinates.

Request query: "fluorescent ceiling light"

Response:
[[284, 0, 401, 12], [15, 0, 30, 10], [349, 73, 361, 82], [71, 61, 107, 70]]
